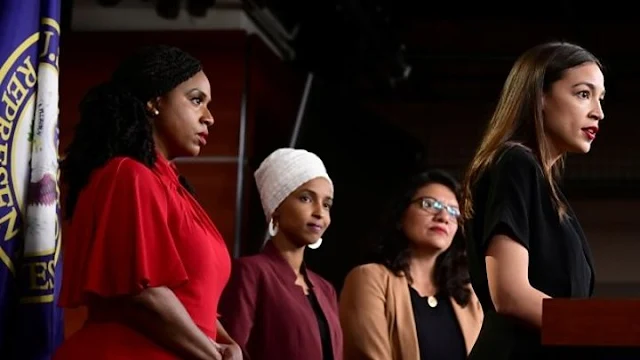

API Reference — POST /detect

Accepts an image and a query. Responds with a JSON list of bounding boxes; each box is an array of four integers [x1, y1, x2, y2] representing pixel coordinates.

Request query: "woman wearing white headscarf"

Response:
[[219, 148, 343, 360]]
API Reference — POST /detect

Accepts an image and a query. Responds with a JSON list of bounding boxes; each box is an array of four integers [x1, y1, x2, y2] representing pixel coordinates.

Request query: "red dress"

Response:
[[54, 154, 231, 359]]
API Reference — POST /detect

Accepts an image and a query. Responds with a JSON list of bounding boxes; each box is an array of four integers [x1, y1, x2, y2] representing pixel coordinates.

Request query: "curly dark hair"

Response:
[[372, 169, 471, 306], [61, 45, 202, 219]]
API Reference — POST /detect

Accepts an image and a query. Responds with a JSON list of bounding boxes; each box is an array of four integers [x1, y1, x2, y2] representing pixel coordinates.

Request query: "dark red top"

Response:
[[218, 241, 343, 360], [55, 154, 231, 359]]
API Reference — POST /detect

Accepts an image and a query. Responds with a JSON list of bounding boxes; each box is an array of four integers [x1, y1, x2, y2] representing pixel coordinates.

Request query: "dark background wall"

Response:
[[58, 12, 640, 335]]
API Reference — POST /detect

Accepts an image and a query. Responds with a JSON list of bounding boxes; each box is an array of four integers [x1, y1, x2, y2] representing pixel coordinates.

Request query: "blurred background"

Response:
[[57, 0, 640, 336]]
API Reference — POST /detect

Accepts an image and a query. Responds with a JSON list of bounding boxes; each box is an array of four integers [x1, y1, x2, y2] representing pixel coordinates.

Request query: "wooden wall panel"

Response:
[[240, 35, 307, 254], [198, 51, 244, 157], [174, 162, 238, 249]]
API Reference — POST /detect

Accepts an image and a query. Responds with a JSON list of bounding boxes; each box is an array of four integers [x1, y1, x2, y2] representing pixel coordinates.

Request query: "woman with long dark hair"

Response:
[[340, 169, 483, 360], [461, 42, 604, 359], [54, 45, 240, 360]]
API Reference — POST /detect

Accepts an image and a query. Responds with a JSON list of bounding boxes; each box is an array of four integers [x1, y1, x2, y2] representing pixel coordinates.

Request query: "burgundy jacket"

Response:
[[218, 241, 343, 360]]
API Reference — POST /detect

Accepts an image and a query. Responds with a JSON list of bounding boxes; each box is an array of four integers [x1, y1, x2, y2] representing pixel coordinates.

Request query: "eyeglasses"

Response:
[[413, 197, 461, 221]]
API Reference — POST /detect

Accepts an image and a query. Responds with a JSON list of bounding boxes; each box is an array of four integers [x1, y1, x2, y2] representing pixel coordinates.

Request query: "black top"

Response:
[[307, 290, 334, 360], [409, 287, 466, 360], [465, 145, 594, 360]]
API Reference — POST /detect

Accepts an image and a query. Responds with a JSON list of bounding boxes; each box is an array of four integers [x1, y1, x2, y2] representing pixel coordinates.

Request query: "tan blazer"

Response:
[[339, 263, 483, 360]]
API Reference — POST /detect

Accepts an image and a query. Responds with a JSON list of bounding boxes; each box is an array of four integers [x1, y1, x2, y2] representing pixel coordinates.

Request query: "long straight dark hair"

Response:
[[461, 42, 602, 222]]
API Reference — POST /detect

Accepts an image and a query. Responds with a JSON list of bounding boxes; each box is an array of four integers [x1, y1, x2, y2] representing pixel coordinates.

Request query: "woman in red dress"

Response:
[[54, 45, 240, 360]]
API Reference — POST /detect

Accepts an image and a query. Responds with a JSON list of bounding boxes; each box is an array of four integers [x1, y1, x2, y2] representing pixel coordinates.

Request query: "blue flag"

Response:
[[0, 0, 64, 358]]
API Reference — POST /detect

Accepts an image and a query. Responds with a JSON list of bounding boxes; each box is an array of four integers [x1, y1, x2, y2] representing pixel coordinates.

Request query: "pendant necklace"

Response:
[[427, 295, 438, 308]]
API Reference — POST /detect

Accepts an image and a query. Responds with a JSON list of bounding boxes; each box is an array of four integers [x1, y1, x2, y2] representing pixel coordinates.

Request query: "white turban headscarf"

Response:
[[254, 148, 333, 249]]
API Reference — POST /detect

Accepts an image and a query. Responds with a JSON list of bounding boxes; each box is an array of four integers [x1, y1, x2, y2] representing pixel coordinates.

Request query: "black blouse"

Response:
[[409, 287, 466, 360], [308, 290, 334, 360], [465, 145, 594, 360]]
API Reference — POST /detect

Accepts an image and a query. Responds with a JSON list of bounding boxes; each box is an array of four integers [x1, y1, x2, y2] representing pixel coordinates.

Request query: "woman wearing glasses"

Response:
[[339, 170, 483, 360]]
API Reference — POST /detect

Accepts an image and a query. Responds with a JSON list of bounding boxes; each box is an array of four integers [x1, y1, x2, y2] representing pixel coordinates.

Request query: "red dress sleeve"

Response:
[[78, 158, 189, 299]]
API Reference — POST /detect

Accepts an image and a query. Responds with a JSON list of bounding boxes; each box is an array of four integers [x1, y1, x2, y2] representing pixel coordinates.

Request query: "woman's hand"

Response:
[[210, 338, 241, 360], [218, 342, 242, 360], [212, 348, 223, 360], [122, 287, 227, 360], [213, 320, 243, 360]]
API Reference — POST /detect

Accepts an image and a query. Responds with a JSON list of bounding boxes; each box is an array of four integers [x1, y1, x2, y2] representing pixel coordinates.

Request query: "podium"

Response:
[[542, 298, 640, 347]]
